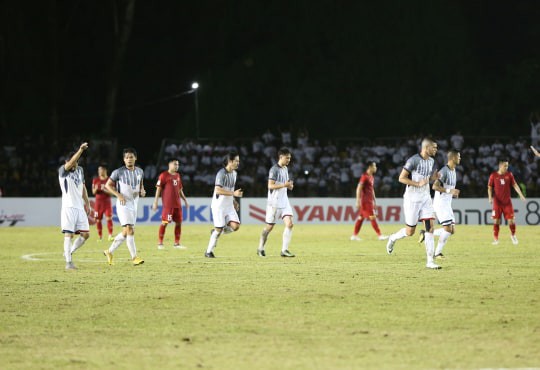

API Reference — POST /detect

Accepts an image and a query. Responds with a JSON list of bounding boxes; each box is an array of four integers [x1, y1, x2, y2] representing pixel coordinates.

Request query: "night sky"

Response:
[[2, 0, 540, 159]]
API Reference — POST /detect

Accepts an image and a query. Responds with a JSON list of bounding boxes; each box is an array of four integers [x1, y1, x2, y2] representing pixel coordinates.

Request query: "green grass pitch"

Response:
[[1, 224, 539, 369]]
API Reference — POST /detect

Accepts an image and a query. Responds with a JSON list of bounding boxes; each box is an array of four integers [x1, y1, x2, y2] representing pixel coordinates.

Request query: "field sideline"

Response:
[[1, 224, 539, 369]]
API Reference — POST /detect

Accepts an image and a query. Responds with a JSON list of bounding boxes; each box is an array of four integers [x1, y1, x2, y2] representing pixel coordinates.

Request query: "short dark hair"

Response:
[[222, 151, 239, 167], [278, 147, 291, 157], [123, 147, 137, 157], [366, 161, 377, 168], [98, 163, 108, 170], [498, 158, 509, 164], [168, 158, 179, 164], [447, 149, 460, 158]]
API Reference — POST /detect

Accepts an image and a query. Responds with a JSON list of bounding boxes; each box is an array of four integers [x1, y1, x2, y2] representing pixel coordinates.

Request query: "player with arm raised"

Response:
[[531, 145, 540, 157], [59, 142, 91, 270], [386, 138, 441, 269], [488, 159, 526, 245], [103, 147, 145, 266]]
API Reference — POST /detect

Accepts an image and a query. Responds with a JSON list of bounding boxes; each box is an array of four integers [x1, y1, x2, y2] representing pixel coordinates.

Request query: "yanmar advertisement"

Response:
[[1, 198, 540, 227]]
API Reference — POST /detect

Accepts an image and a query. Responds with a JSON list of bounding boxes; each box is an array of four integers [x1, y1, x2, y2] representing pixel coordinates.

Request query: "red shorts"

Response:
[[491, 203, 514, 220], [93, 200, 112, 220], [161, 207, 183, 224], [358, 203, 375, 219]]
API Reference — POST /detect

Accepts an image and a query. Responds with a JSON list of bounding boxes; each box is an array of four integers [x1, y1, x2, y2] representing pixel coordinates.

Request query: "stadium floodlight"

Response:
[[191, 82, 200, 138], [191, 82, 199, 90]]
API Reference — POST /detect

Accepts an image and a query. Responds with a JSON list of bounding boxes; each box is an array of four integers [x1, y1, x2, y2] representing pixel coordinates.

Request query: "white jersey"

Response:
[[109, 166, 144, 210], [433, 165, 457, 207], [403, 154, 436, 201], [211, 168, 237, 209], [267, 164, 290, 208], [58, 165, 86, 210]]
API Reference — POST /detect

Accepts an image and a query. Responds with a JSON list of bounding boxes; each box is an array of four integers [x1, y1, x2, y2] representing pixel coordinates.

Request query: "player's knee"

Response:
[[405, 227, 415, 236], [82, 232, 90, 240], [231, 223, 240, 231]]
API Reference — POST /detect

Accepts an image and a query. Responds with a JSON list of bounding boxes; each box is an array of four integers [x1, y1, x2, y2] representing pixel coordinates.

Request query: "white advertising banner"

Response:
[[1, 197, 540, 227]]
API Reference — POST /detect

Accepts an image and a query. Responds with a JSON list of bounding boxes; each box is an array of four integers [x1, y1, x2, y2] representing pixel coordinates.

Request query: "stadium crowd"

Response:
[[1, 130, 539, 198]]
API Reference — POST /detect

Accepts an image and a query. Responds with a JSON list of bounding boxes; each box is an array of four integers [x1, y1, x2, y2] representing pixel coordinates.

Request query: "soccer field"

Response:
[[1, 224, 539, 369]]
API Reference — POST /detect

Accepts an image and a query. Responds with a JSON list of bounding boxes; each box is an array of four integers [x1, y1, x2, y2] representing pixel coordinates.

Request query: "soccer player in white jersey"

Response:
[[103, 147, 146, 266], [257, 147, 296, 257], [58, 142, 91, 270], [420, 149, 461, 260], [386, 138, 441, 269], [205, 152, 243, 258]]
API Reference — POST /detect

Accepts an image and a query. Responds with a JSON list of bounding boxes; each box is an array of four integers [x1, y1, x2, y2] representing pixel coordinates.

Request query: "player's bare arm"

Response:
[[513, 183, 526, 201], [398, 168, 428, 187], [64, 142, 88, 171], [356, 183, 363, 208], [152, 187, 162, 211], [105, 179, 125, 205], [487, 185, 493, 204], [432, 179, 460, 197], [214, 186, 243, 198], [268, 179, 293, 190], [179, 189, 189, 207], [82, 186, 91, 215], [139, 179, 146, 197], [531, 145, 540, 157]]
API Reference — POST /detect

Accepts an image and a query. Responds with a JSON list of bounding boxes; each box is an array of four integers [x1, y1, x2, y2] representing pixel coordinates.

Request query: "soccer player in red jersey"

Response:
[[350, 161, 388, 241], [91, 164, 114, 241], [152, 158, 189, 249], [487, 159, 526, 245]]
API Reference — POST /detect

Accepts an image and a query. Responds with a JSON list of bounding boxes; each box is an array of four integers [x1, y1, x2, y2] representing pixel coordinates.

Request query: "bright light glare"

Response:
[[191, 82, 199, 89]]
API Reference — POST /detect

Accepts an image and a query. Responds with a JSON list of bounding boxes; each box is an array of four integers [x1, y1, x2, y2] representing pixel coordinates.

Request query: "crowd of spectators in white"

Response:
[[1, 128, 539, 198]]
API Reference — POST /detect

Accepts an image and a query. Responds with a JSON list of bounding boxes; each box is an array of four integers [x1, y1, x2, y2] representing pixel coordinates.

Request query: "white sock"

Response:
[[424, 232, 435, 263], [206, 230, 220, 254], [282, 227, 293, 252], [70, 236, 86, 254], [390, 228, 408, 242], [435, 230, 452, 255], [109, 233, 126, 253], [433, 228, 443, 237], [259, 229, 270, 250], [64, 235, 73, 262], [126, 235, 137, 259]]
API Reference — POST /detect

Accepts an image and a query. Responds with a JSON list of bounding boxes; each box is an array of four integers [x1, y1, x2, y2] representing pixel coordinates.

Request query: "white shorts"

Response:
[[403, 196, 434, 227], [211, 205, 240, 228], [265, 204, 294, 224], [61, 207, 90, 234], [116, 204, 137, 226], [434, 201, 455, 226]]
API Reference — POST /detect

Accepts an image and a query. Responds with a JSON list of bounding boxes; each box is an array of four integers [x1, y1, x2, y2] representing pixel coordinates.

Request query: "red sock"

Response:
[[509, 223, 516, 235], [371, 219, 381, 235], [175, 224, 181, 244], [354, 218, 364, 235], [493, 224, 500, 239], [158, 224, 167, 244], [107, 219, 113, 235], [96, 221, 103, 238]]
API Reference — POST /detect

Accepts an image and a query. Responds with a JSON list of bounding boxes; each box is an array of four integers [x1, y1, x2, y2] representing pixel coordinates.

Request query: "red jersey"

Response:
[[157, 171, 183, 208], [358, 172, 375, 204], [92, 176, 111, 203], [488, 171, 516, 205]]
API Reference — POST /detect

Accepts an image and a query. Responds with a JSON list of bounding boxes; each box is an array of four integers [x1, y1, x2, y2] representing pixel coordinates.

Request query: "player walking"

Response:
[[152, 158, 189, 249], [92, 164, 114, 241], [420, 149, 461, 259], [386, 138, 441, 269], [487, 159, 526, 245], [257, 147, 296, 257], [103, 147, 146, 265], [350, 161, 388, 241], [59, 142, 91, 270], [205, 152, 243, 258]]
